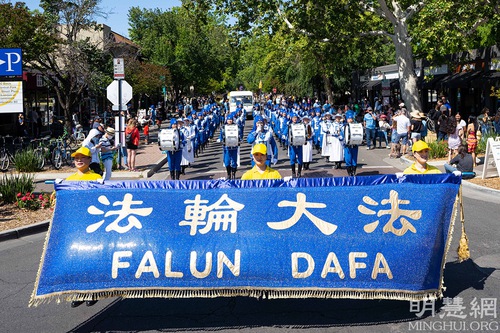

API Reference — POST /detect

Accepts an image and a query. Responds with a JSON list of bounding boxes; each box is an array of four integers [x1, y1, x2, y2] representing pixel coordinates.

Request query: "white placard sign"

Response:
[[0, 81, 23, 113], [482, 137, 500, 179]]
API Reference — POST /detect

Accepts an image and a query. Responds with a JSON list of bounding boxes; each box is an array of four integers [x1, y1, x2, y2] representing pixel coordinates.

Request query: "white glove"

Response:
[[395, 172, 404, 178], [216, 138, 221, 143], [452, 170, 462, 177], [271, 158, 278, 165], [283, 176, 293, 181]]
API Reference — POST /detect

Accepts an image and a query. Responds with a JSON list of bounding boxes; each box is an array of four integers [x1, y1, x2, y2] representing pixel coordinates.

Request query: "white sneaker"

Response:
[[366, 147, 370, 150]]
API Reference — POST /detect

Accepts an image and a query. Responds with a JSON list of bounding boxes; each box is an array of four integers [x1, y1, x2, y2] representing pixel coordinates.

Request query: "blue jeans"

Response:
[[365, 128, 376, 148], [444, 163, 457, 173]]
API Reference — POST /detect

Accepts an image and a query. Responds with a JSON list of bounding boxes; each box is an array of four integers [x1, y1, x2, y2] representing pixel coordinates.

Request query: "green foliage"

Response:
[[0, 2, 58, 61], [477, 132, 498, 154], [428, 140, 449, 159], [0, 173, 35, 204], [13, 149, 42, 172], [128, 5, 234, 97]]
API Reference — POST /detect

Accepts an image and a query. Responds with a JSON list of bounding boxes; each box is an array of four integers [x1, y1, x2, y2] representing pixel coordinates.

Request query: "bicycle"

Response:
[[31, 135, 53, 170], [51, 134, 74, 169], [0, 136, 25, 171]]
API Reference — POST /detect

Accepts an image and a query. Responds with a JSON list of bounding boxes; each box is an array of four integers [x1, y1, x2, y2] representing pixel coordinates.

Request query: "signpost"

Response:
[[107, 58, 132, 167]]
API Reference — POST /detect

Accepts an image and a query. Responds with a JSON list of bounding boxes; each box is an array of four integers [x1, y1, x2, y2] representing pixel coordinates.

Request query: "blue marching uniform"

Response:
[[219, 115, 240, 180], [167, 119, 186, 180], [247, 116, 279, 167], [282, 115, 304, 178], [342, 113, 359, 176]]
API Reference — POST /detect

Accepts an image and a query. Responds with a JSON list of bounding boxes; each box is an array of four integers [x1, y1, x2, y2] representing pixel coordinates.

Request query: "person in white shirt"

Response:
[[395, 108, 411, 155]]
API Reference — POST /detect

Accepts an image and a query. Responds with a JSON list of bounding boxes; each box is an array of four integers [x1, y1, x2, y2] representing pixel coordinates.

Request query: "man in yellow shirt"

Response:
[[66, 146, 102, 181], [241, 143, 282, 180], [403, 140, 442, 174]]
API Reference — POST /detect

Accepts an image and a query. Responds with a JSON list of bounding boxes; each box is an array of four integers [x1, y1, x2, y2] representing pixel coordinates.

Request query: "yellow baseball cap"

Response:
[[71, 146, 91, 158], [412, 140, 431, 152], [251, 143, 267, 155]]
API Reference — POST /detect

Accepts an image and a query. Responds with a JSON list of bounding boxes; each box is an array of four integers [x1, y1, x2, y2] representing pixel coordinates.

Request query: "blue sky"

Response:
[[16, 0, 182, 38]]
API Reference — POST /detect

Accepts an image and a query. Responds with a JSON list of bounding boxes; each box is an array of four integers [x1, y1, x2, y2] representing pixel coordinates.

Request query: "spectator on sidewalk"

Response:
[[444, 144, 473, 174], [82, 128, 103, 176], [396, 108, 411, 155], [125, 119, 140, 172], [363, 107, 377, 150], [99, 127, 118, 180]]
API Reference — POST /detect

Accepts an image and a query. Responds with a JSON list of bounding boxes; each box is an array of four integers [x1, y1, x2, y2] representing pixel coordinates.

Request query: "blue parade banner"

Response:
[[30, 175, 460, 306]]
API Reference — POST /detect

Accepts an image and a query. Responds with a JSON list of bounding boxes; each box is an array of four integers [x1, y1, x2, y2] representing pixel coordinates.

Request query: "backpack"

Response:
[[125, 131, 133, 145]]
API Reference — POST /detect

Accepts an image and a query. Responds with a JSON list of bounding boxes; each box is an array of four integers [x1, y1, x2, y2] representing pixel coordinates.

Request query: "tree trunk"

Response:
[[392, 19, 422, 113], [322, 73, 334, 104]]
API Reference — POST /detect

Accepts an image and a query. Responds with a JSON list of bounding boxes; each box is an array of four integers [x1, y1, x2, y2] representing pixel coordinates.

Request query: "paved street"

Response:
[[1, 122, 499, 333]]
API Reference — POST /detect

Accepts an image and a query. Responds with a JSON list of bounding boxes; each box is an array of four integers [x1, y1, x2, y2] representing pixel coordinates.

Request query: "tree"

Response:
[[25, 0, 111, 133], [0, 2, 57, 61], [197, 0, 500, 112], [128, 5, 234, 101]]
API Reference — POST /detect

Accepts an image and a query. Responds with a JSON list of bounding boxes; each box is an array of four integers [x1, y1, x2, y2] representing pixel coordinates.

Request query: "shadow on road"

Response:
[[69, 259, 494, 332]]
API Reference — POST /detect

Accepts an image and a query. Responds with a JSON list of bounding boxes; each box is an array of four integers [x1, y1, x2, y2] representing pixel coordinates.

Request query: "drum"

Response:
[[159, 129, 180, 151], [345, 123, 364, 146], [224, 124, 239, 147], [290, 123, 306, 146]]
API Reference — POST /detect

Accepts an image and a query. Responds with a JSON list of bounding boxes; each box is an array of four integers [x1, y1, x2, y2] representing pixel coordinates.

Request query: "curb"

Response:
[[0, 220, 50, 242]]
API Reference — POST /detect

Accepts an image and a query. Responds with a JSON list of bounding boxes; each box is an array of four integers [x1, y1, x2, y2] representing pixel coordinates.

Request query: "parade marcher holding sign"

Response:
[[65, 146, 101, 307], [218, 113, 241, 180], [342, 113, 360, 176], [403, 140, 442, 174], [241, 143, 282, 180], [66, 147, 103, 181]]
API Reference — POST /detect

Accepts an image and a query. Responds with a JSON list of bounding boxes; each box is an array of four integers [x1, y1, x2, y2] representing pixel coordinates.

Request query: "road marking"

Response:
[[360, 166, 394, 169]]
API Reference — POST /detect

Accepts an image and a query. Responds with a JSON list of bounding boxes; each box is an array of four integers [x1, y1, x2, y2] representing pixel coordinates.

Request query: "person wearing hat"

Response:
[[320, 112, 334, 159], [377, 114, 391, 148], [218, 113, 241, 179], [247, 115, 279, 167], [166, 118, 186, 180], [302, 115, 314, 170], [329, 113, 345, 169], [99, 127, 118, 180], [241, 143, 282, 180], [66, 147, 102, 181], [82, 128, 103, 175], [403, 140, 441, 174], [282, 113, 305, 177], [410, 111, 424, 144], [180, 117, 196, 175], [363, 107, 377, 150], [342, 112, 360, 176]]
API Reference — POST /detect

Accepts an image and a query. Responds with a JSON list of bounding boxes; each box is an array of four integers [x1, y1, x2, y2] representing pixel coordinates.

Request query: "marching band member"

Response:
[[342, 113, 359, 176], [312, 108, 322, 152], [302, 115, 314, 170], [330, 113, 345, 169], [320, 112, 334, 160], [166, 118, 186, 180], [282, 113, 304, 178], [218, 113, 241, 180], [180, 118, 196, 175], [247, 115, 279, 166]]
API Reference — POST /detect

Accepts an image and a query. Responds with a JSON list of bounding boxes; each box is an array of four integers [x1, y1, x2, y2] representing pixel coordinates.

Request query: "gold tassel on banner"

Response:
[[457, 185, 470, 262]]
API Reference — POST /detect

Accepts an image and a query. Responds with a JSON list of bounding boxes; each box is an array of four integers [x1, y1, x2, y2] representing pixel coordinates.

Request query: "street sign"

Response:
[[113, 58, 125, 79], [0, 48, 22, 77], [106, 80, 132, 108], [0, 81, 23, 113]]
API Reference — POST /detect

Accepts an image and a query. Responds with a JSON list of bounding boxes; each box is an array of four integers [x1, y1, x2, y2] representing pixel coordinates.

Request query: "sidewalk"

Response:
[[34, 127, 165, 181]]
